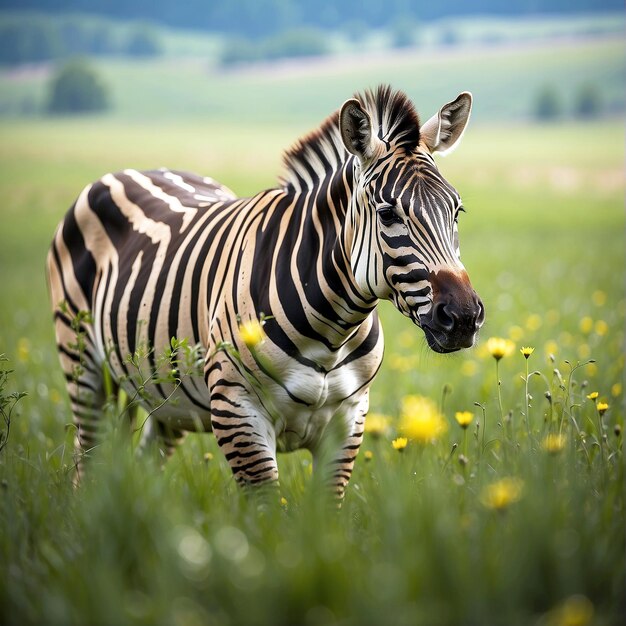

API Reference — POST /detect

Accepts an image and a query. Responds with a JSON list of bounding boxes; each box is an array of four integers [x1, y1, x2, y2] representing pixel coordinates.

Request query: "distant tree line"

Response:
[[220, 28, 330, 66], [0, 14, 162, 65], [218, 18, 419, 67], [0, 0, 622, 39], [534, 83, 606, 121]]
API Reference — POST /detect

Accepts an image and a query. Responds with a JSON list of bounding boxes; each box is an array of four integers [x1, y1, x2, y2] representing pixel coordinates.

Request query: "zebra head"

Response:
[[339, 88, 484, 353]]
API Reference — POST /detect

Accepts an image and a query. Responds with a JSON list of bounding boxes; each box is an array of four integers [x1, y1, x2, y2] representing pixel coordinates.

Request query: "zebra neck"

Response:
[[293, 165, 378, 336], [250, 168, 378, 353]]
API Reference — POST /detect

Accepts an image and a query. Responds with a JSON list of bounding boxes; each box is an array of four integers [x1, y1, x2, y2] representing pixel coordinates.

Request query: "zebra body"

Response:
[[47, 86, 483, 495]]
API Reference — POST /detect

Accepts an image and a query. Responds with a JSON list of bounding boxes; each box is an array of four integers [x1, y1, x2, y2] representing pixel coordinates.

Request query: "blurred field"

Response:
[[0, 111, 624, 625], [1, 34, 624, 122]]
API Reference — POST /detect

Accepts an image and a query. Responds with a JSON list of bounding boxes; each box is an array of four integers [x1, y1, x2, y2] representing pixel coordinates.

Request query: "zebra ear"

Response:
[[421, 92, 472, 156], [340, 98, 377, 164]]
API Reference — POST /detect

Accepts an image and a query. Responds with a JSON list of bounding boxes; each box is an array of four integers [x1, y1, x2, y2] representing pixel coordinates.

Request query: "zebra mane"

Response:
[[280, 85, 421, 191]]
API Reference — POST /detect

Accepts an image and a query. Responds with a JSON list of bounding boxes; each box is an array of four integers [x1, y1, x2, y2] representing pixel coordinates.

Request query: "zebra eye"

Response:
[[376, 205, 401, 226]]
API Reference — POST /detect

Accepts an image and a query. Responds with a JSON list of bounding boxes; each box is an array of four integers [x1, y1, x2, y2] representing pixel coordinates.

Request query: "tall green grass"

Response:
[[0, 118, 624, 625]]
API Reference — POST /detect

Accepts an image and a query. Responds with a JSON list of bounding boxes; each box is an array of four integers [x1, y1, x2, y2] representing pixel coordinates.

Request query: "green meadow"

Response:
[[0, 33, 624, 625]]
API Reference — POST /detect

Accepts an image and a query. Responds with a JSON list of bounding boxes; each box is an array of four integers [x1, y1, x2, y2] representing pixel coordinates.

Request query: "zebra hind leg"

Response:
[[136, 416, 186, 464], [53, 312, 107, 485]]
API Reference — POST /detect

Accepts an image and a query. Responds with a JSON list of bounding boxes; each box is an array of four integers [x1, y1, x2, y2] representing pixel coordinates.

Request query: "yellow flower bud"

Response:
[[486, 337, 515, 361], [239, 319, 265, 348], [455, 411, 473, 429], [392, 437, 408, 451]]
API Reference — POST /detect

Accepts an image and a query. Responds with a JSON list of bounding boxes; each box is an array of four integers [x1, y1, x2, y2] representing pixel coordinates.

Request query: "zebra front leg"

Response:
[[313, 398, 367, 501], [208, 356, 280, 489], [212, 415, 279, 488], [209, 392, 279, 491]]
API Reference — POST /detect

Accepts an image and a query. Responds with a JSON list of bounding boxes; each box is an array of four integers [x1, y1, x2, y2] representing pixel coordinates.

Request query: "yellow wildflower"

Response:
[[586, 391, 598, 401], [546, 595, 594, 626], [542, 433, 566, 454], [558, 331, 573, 346], [460, 360, 478, 377], [594, 320, 608, 336], [392, 437, 408, 451], [399, 395, 447, 443], [398, 329, 416, 347], [486, 337, 515, 361], [364, 413, 390, 438], [480, 477, 524, 511], [597, 402, 609, 416], [508, 325, 524, 342], [17, 337, 30, 363], [544, 340, 558, 357], [579, 316, 593, 334], [388, 354, 412, 372], [203, 452, 214, 462], [280, 497, 288, 507], [591, 289, 606, 306], [611, 383, 622, 397], [592, 290, 606, 306], [520, 346, 534, 359], [454, 411, 473, 429], [363, 450, 374, 462], [577, 344, 591, 360], [525, 314, 542, 331], [239, 319, 265, 348], [546, 309, 560, 325]]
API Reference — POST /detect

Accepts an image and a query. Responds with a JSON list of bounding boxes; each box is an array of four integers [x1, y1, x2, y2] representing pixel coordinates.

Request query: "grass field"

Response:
[[0, 112, 624, 625]]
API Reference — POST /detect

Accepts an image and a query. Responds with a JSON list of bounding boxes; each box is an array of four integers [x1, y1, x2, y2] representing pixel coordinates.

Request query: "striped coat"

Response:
[[47, 86, 484, 496]]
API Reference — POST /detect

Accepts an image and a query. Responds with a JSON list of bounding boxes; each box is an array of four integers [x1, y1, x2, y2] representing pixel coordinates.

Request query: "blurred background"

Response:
[[0, 0, 623, 122]]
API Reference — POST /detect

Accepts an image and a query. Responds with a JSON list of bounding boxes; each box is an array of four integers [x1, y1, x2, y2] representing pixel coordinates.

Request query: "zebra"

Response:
[[47, 86, 484, 497]]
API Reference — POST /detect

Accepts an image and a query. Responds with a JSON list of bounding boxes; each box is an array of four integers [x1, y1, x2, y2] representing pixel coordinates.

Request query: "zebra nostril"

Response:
[[475, 299, 485, 329], [432, 301, 456, 331]]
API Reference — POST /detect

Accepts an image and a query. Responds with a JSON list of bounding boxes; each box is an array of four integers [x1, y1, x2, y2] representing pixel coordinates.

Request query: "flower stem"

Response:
[[496, 359, 504, 425], [595, 408, 606, 470], [524, 359, 531, 441]]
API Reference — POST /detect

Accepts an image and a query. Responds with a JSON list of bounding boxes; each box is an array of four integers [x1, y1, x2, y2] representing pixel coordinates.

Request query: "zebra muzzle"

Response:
[[420, 269, 485, 353]]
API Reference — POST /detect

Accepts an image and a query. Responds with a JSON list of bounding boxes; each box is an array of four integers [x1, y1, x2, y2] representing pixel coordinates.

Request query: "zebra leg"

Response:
[[213, 419, 279, 488], [209, 383, 279, 488], [314, 397, 367, 501], [136, 416, 186, 462], [52, 310, 106, 484], [69, 373, 107, 484]]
